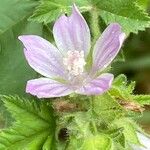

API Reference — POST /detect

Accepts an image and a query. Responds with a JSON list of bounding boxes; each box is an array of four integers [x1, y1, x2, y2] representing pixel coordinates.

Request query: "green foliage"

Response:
[[137, 0, 149, 9], [0, 0, 42, 96], [110, 74, 150, 107], [102, 128, 126, 149], [109, 74, 135, 100], [0, 0, 149, 149], [95, 0, 150, 34], [0, 96, 55, 150], [30, 0, 150, 33], [93, 93, 125, 123], [0, 90, 146, 150], [114, 118, 141, 146], [0, 0, 37, 35], [29, 0, 90, 24], [0, 97, 12, 128], [133, 95, 150, 105], [55, 93, 127, 149], [67, 134, 112, 150]]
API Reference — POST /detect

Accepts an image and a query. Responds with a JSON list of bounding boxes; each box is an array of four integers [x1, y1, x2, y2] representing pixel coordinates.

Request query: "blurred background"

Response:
[[113, 0, 150, 133]]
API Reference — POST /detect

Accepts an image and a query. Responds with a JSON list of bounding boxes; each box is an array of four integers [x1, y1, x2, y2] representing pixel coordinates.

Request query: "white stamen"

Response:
[[63, 50, 86, 76]]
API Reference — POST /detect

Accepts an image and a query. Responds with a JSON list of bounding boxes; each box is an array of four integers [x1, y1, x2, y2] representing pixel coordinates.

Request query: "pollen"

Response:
[[63, 50, 86, 76]]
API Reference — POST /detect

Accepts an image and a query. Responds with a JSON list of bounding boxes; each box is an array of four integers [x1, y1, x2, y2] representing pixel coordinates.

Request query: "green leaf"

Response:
[[95, 0, 150, 34], [0, 96, 55, 150], [133, 95, 150, 105], [107, 128, 125, 148], [29, 0, 90, 23], [0, 0, 37, 35], [0, 21, 42, 96], [0, 0, 43, 96], [109, 74, 136, 100], [0, 97, 12, 128], [31, 0, 150, 34], [67, 134, 112, 150], [93, 93, 125, 123], [114, 118, 140, 145], [137, 0, 149, 10]]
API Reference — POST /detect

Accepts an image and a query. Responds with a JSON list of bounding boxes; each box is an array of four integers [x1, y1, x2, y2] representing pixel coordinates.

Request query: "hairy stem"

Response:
[[91, 8, 100, 43], [90, 96, 98, 134]]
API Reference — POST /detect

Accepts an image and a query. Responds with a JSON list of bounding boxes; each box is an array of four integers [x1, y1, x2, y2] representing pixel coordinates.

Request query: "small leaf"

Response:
[[114, 118, 141, 145], [109, 74, 136, 100], [0, 96, 55, 150], [133, 95, 150, 105], [106, 128, 125, 148], [67, 134, 112, 150], [93, 93, 125, 123]]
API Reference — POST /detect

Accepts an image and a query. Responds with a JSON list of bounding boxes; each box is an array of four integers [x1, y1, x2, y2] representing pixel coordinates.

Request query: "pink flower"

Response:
[[18, 4, 125, 98]]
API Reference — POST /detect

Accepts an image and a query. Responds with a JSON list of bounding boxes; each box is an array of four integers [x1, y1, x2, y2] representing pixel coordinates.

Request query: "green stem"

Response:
[[91, 8, 100, 43], [85, 8, 101, 71], [91, 120, 98, 134], [90, 96, 98, 134]]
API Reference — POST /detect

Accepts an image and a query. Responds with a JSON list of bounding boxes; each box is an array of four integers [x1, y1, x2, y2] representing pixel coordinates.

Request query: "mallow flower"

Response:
[[18, 4, 125, 98]]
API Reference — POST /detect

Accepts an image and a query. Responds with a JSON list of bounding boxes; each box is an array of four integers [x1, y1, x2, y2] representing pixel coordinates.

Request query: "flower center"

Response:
[[63, 51, 86, 76]]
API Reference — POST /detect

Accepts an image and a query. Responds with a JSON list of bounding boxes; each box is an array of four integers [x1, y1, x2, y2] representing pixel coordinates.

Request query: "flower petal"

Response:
[[92, 23, 126, 74], [18, 35, 65, 78], [53, 4, 91, 57], [26, 78, 73, 98], [76, 73, 114, 95]]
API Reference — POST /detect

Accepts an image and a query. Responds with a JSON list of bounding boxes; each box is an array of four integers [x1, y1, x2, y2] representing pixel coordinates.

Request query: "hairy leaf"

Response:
[[133, 95, 150, 105], [30, 0, 150, 33], [0, 96, 55, 150], [29, 0, 90, 23], [109, 74, 136, 100], [67, 134, 112, 150], [93, 93, 125, 124], [107, 128, 125, 148], [95, 0, 150, 33], [114, 118, 141, 145]]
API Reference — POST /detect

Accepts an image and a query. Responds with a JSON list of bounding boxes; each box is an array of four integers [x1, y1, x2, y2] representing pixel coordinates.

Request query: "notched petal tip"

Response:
[[72, 3, 80, 14], [53, 3, 91, 56]]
